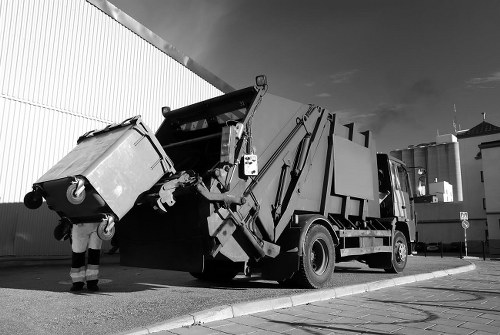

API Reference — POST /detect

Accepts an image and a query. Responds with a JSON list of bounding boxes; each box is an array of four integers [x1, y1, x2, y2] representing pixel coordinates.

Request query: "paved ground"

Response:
[[0, 255, 494, 335], [150, 259, 500, 335]]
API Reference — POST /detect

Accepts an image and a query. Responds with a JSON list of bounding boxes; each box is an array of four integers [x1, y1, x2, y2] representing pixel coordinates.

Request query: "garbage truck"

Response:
[[24, 75, 416, 288]]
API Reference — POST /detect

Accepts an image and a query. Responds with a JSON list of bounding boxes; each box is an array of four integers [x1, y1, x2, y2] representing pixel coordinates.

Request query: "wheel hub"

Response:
[[310, 239, 328, 275], [396, 242, 407, 263]]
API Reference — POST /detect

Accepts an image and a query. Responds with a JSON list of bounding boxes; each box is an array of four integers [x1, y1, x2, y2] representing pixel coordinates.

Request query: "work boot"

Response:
[[70, 282, 84, 292], [86, 280, 99, 292]]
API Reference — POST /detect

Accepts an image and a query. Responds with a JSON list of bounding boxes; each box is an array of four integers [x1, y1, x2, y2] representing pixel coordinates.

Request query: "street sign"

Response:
[[461, 220, 469, 229], [460, 211, 468, 221]]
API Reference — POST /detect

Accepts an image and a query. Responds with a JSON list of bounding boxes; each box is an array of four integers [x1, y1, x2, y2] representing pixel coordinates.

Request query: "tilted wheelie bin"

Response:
[[24, 116, 175, 240]]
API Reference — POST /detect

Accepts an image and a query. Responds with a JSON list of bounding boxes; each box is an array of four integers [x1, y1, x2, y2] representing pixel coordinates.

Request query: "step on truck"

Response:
[[25, 76, 416, 288]]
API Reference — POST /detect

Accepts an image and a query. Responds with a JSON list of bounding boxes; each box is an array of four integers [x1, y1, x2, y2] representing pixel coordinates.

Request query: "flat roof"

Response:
[[88, 0, 234, 93]]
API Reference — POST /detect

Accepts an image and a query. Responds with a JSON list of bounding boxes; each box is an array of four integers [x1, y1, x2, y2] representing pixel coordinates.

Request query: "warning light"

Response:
[[255, 75, 267, 88], [162, 106, 171, 117]]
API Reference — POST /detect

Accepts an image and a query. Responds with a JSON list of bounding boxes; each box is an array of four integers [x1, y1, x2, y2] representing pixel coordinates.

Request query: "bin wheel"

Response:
[[97, 221, 115, 241], [385, 230, 408, 273], [24, 191, 43, 209], [66, 183, 86, 205], [290, 224, 335, 289]]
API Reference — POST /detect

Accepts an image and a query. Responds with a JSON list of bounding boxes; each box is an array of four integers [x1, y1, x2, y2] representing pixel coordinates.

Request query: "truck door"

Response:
[[389, 160, 414, 222]]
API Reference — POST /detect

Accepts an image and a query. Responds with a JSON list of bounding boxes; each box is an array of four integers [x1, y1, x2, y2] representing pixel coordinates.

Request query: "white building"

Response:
[[0, 0, 233, 257], [391, 118, 500, 255], [479, 140, 500, 255]]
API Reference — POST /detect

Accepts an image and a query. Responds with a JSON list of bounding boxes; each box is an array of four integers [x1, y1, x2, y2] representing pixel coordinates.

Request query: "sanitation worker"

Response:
[[69, 222, 102, 292]]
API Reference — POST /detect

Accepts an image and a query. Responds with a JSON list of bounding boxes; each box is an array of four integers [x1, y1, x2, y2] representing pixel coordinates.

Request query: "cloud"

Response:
[[466, 71, 500, 88], [330, 70, 359, 84], [352, 104, 415, 134], [305, 82, 315, 87], [351, 113, 377, 119], [316, 92, 331, 97], [401, 78, 440, 104]]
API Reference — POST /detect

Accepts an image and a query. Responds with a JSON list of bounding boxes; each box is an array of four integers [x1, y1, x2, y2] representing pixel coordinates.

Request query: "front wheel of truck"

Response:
[[291, 224, 335, 289], [385, 230, 408, 273]]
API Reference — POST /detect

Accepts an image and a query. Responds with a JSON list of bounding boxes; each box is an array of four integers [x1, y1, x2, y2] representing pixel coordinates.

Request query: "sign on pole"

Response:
[[461, 220, 469, 229], [460, 212, 469, 257]]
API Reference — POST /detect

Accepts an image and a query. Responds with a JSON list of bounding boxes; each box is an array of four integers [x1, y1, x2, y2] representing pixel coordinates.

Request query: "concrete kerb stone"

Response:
[[118, 262, 476, 334], [114, 327, 150, 335], [413, 272, 436, 281], [392, 275, 416, 286], [192, 305, 233, 324], [334, 283, 369, 297], [431, 270, 449, 278], [291, 288, 336, 306], [445, 264, 475, 275], [231, 296, 293, 317], [147, 315, 195, 333], [366, 278, 396, 291]]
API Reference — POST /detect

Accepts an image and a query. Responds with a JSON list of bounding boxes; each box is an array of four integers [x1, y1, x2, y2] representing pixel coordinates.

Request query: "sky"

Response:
[[109, 0, 500, 153]]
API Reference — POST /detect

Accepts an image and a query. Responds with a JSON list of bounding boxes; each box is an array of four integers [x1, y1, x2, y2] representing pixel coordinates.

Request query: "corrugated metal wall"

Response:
[[0, 0, 227, 256]]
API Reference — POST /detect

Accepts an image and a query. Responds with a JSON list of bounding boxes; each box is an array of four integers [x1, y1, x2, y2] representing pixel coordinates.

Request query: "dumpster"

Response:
[[24, 116, 175, 239]]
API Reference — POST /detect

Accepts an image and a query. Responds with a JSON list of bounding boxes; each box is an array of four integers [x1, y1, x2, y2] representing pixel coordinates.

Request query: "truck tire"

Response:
[[290, 224, 335, 289], [190, 261, 241, 282], [385, 230, 408, 273]]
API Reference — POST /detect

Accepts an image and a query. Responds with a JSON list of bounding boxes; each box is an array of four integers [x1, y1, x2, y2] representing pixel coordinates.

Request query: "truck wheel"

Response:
[[385, 230, 408, 273], [190, 261, 241, 282], [292, 224, 335, 289]]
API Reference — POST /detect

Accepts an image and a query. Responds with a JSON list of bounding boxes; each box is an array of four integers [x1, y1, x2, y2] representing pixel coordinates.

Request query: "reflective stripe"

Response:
[[85, 270, 99, 281], [86, 264, 99, 281], [70, 267, 86, 283]]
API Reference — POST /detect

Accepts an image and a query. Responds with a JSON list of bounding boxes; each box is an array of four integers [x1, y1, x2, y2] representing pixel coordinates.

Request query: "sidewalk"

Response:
[[132, 260, 499, 335]]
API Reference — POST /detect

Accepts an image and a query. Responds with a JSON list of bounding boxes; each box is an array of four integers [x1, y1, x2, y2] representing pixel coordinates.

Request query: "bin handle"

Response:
[[121, 115, 140, 126]]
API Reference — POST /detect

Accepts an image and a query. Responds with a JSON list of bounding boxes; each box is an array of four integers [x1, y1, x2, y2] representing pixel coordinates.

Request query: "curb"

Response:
[[116, 263, 476, 335]]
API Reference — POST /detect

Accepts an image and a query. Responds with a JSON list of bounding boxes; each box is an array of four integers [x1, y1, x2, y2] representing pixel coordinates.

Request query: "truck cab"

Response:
[[377, 153, 416, 252]]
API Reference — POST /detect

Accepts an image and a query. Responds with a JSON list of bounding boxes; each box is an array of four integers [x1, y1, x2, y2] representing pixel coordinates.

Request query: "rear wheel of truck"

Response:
[[189, 260, 241, 282], [385, 230, 408, 273], [291, 224, 335, 289]]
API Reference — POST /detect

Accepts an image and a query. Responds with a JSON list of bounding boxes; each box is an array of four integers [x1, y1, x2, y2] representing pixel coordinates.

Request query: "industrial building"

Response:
[[0, 0, 232, 257], [391, 117, 500, 255], [479, 139, 500, 255]]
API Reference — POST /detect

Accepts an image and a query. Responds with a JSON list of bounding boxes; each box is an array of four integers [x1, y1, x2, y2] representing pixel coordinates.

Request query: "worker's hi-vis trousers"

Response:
[[70, 223, 102, 283]]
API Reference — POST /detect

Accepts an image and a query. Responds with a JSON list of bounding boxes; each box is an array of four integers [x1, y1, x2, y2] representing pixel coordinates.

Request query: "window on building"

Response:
[[480, 171, 484, 182], [483, 198, 486, 210]]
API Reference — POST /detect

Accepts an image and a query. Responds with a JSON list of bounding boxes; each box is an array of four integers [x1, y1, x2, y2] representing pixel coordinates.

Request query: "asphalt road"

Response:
[[0, 254, 470, 335]]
